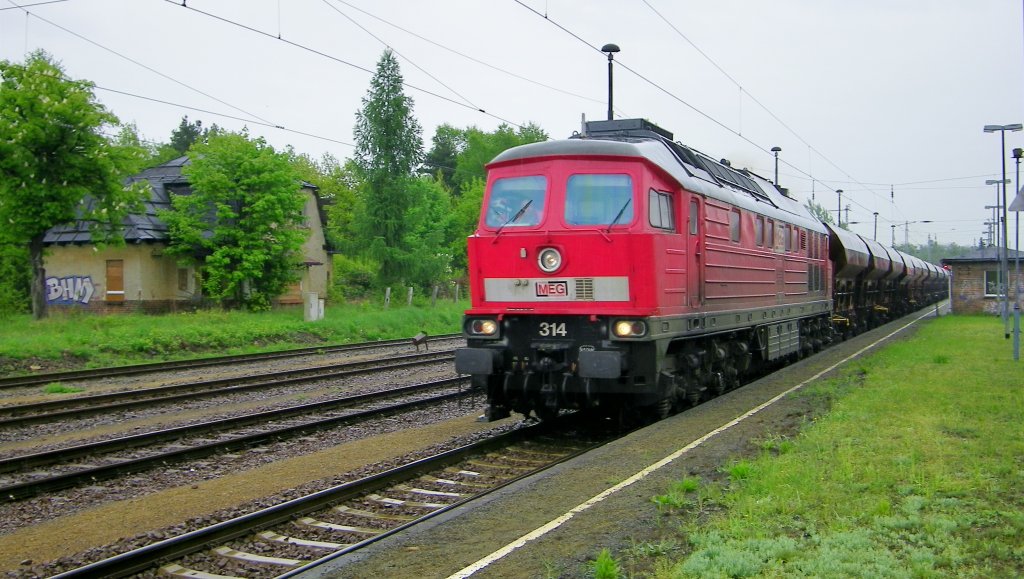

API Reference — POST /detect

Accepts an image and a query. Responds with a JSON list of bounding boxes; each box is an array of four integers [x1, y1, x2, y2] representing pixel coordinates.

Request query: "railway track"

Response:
[[0, 350, 457, 427], [0, 377, 474, 502], [50, 420, 604, 579], [0, 333, 462, 390]]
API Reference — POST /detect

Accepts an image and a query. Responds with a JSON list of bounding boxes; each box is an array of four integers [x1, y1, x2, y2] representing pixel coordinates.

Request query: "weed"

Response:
[[724, 460, 753, 482], [933, 354, 950, 364], [589, 549, 621, 579], [626, 538, 680, 558], [42, 382, 83, 394], [651, 477, 701, 512]]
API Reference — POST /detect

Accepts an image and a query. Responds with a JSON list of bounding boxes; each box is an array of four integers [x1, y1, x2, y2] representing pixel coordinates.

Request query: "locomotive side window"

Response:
[[766, 219, 775, 247], [755, 215, 764, 246], [729, 209, 741, 242], [784, 224, 792, 252], [485, 176, 547, 227], [565, 174, 633, 226], [688, 199, 699, 235], [648, 189, 675, 231]]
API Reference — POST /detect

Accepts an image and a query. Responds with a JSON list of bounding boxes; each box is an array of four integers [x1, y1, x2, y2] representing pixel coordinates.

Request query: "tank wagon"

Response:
[[455, 118, 947, 423]]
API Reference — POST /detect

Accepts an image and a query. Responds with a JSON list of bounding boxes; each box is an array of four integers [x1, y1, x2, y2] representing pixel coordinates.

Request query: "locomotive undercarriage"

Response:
[[465, 313, 836, 425]]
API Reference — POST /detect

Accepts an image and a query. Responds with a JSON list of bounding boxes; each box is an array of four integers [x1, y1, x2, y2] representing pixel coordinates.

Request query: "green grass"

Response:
[[42, 382, 84, 394], [0, 300, 467, 373], [633, 315, 1023, 577]]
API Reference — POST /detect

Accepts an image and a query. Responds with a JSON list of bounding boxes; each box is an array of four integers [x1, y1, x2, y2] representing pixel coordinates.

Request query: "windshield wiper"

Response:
[[605, 198, 632, 234], [494, 199, 533, 239]]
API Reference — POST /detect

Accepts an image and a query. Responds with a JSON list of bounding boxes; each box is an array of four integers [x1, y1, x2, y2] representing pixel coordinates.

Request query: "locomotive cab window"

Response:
[[730, 209, 741, 242], [565, 174, 633, 226], [689, 199, 699, 235], [648, 189, 675, 231], [485, 175, 547, 228]]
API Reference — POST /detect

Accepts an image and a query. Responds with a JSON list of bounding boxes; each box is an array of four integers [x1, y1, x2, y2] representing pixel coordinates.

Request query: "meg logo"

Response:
[[535, 280, 568, 297]]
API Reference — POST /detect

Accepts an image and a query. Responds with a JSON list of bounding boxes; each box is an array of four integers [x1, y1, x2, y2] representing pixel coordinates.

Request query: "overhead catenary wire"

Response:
[[162, 0, 526, 130], [512, 0, 887, 221], [319, 0, 481, 112], [3, 0, 275, 125], [327, 0, 606, 107]]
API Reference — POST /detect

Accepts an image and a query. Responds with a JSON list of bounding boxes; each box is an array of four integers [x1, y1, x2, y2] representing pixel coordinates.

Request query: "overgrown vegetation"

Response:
[[0, 301, 466, 374], [615, 315, 1023, 577], [0, 48, 549, 318]]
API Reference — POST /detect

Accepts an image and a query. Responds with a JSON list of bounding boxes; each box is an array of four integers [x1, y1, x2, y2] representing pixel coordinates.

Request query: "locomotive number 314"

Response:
[[538, 322, 568, 337]]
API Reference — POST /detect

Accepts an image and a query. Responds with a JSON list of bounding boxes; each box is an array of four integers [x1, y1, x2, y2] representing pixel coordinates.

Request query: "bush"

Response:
[[332, 254, 378, 300]]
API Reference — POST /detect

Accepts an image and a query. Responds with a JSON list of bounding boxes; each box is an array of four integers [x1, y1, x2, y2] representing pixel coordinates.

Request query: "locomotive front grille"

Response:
[[575, 278, 595, 301]]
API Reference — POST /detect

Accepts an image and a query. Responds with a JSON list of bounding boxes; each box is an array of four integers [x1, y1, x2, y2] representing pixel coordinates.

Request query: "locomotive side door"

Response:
[[687, 196, 704, 308]]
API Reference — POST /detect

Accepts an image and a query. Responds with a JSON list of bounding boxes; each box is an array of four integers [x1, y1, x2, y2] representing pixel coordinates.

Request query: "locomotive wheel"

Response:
[[653, 397, 671, 420], [535, 404, 558, 422]]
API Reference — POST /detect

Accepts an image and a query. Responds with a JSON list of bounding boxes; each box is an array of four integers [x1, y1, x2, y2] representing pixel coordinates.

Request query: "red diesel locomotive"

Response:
[[454, 118, 945, 423]]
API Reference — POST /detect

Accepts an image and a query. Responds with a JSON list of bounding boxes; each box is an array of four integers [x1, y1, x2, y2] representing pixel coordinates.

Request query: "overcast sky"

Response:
[[2, 0, 1022, 250]]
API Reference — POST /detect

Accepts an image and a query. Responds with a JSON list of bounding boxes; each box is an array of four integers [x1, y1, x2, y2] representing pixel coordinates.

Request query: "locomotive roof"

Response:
[[489, 120, 825, 234]]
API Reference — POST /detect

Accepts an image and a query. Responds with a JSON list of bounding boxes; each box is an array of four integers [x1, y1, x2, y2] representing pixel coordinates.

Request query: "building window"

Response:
[[985, 270, 1003, 297], [178, 268, 189, 292]]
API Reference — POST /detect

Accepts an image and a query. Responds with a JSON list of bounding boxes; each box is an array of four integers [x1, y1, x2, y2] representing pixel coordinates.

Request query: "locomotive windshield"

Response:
[[565, 174, 634, 226], [485, 176, 547, 228]]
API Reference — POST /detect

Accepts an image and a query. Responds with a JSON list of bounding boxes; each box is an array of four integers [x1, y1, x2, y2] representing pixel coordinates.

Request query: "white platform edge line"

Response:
[[447, 307, 940, 578]]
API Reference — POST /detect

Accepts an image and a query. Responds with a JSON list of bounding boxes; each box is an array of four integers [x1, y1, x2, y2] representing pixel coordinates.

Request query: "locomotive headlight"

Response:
[[537, 247, 562, 273], [613, 320, 647, 338], [468, 318, 499, 337]]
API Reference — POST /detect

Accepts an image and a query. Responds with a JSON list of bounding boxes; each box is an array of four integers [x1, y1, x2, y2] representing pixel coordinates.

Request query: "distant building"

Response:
[[42, 156, 332, 314], [941, 246, 1024, 315]]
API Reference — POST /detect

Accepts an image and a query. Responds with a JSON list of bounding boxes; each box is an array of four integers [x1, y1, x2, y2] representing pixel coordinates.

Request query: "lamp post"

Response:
[[873, 212, 879, 240], [901, 220, 933, 247], [984, 123, 1022, 339], [836, 189, 843, 227], [986, 177, 1012, 333], [771, 146, 782, 187], [601, 43, 620, 121], [1012, 148, 1024, 361]]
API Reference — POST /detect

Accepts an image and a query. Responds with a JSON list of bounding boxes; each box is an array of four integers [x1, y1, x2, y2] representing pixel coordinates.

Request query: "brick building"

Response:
[[942, 246, 1024, 315], [42, 156, 333, 314]]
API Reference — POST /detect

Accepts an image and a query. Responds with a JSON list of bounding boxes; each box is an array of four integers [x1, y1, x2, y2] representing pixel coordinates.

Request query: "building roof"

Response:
[[43, 156, 324, 246], [941, 246, 1024, 264]]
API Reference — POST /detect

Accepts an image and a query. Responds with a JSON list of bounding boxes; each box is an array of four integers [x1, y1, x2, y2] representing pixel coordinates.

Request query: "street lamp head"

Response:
[[1014, 148, 1023, 159], [836, 189, 843, 194], [986, 179, 1011, 185], [601, 43, 620, 55], [984, 123, 1024, 132], [771, 146, 781, 153]]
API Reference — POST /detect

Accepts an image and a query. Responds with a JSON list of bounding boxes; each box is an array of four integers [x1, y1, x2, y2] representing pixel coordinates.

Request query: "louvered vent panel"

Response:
[[576, 279, 595, 301]]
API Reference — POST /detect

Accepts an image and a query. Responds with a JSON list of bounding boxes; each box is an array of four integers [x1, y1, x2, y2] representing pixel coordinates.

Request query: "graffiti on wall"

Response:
[[46, 276, 96, 305]]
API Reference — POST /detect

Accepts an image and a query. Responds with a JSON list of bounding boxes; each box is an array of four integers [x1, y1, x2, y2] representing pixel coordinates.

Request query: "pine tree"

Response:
[[352, 50, 424, 285]]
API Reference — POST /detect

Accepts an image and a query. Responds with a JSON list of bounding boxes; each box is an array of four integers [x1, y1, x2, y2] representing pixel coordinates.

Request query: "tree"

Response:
[[804, 199, 837, 228], [161, 131, 307, 310], [0, 241, 30, 318], [169, 116, 208, 155], [0, 50, 145, 319], [352, 49, 424, 285], [421, 123, 465, 193], [452, 123, 547, 193], [446, 176, 486, 274]]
